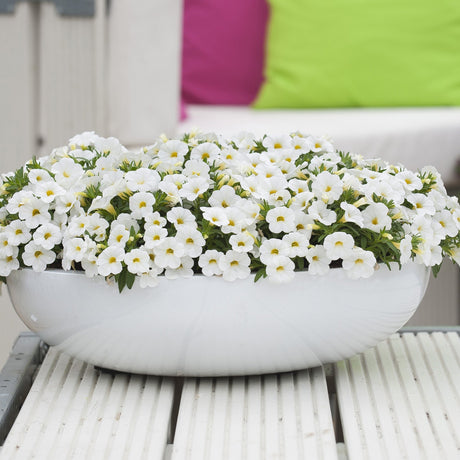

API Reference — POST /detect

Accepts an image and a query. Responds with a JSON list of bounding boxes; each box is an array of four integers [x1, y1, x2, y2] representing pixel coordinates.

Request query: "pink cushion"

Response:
[[181, 0, 269, 105], [180, 99, 187, 121]]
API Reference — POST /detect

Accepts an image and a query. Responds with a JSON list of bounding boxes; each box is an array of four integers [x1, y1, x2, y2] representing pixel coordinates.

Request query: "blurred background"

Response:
[[1, 0, 459, 367]]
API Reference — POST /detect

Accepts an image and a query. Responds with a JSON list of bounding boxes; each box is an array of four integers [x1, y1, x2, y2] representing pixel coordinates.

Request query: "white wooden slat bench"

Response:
[[0, 329, 459, 459]]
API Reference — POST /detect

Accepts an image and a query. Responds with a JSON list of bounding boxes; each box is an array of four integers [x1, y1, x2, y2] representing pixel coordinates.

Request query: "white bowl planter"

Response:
[[7, 262, 429, 376]]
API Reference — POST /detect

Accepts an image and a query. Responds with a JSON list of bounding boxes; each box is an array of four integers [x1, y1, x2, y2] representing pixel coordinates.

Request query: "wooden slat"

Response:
[[0, 348, 175, 460], [172, 368, 338, 460], [335, 333, 460, 460]]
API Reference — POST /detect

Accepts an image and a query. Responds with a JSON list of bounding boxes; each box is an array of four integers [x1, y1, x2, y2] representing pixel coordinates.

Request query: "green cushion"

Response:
[[254, 0, 460, 108]]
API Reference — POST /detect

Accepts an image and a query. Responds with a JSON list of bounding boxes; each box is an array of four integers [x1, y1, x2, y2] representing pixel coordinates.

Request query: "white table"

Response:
[[0, 328, 459, 459]]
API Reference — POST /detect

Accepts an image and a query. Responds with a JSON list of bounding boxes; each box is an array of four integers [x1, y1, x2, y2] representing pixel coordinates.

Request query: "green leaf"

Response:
[[126, 271, 136, 290], [117, 268, 127, 293], [254, 268, 267, 282], [431, 264, 442, 278]]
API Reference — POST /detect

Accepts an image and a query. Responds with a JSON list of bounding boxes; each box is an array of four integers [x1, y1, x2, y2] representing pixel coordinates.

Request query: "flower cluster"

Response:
[[0, 131, 459, 291]]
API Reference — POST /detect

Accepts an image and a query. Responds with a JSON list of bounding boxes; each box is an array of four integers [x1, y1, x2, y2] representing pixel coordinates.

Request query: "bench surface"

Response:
[[0, 330, 459, 459]]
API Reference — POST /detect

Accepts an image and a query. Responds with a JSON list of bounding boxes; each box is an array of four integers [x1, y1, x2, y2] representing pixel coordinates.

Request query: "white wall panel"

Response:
[[107, 0, 182, 145], [0, 3, 38, 370], [0, 3, 38, 172], [38, 2, 101, 154]]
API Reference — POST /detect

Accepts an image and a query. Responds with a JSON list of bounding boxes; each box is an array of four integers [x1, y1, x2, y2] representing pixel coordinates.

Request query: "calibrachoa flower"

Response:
[[0, 130, 459, 291]]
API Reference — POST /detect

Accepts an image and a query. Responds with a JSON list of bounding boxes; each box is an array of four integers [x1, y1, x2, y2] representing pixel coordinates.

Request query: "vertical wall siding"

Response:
[[107, 0, 182, 145], [38, 2, 98, 154], [0, 3, 38, 173]]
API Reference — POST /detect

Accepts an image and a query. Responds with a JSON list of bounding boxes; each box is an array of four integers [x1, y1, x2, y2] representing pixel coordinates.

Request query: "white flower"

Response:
[[158, 139, 189, 163], [181, 177, 210, 201], [309, 136, 333, 153], [5, 221, 31, 245], [138, 270, 160, 288], [6, 190, 34, 215], [282, 232, 309, 257], [218, 250, 251, 281], [399, 235, 413, 264], [0, 252, 19, 276], [113, 213, 140, 233], [363, 179, 404, 206], [340, 202, 364, 227], [308, 201, 337, 226], [262, 134, 292, 151], [361, 203, 392, 233], [201, 207, 229, 226], [124, 248, 150, 274], [51, 158, 84, 187], [407, 194, 436, 216], [55, 192, 79, 215], [22, 242, 56, 272], [306, 246, 331, 275], [86, 214, 109, 241], [183, 159, 210, 178], [33, 223, 62, 250], [259, 239, 290, 264], [167, 207, 196, 229], [34, 181, 65, 203], [63, 237, 88, 262], [69, 131, 99, 148], [175, 227, 205, 257], [96, 246, 125, 276], [209, 185, 240, 208], [28, 169, 53, 184], [129, 192, 155, 219], [125, 168, 160, 192], [229, 232, 254, 253], [397, 171, 423, 191], [198, 250, 224, 276], [108, 224, 130, 248], [221, 207, 248, 234], [290, 191, 314, 211], [153, 237, 185, 269], [266, 255, 295, 283], [144, 211, 167, 228], [67, 214, 89, 237], [81, 254, 99, 278], [433, 210, 458, 238], [417, 243, 443, 266], [18, 197, 51, 229], [190, 142, 220, 162], [0, 233, 14, 257], [266, 207, 296, 233], [293, 213, 314, 236], [323, 232, 355, 260], [143, 225, 167, 248], [311, 171, 343, 204], [165, 256, 194, 279], [342, 248, 376, 279]]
